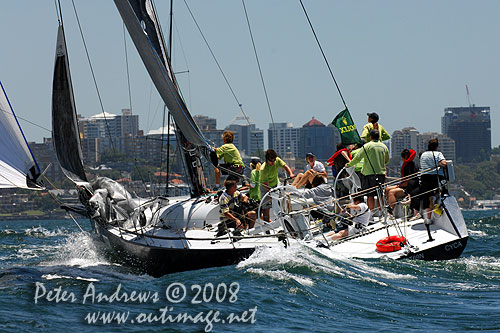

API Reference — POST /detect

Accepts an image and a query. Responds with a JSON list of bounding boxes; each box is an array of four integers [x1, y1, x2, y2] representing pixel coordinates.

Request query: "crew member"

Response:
[[347, 129, 389, 211], [214, 131, 244, 187], [329, 196, 369, 241], [248, 157, 261, 201], [260, 149, 294, 222], [385, 148, 420, 211], [218, 179, 256, 235], [361, 112, 390, 143], [292, 152, 327, 188], [419, 138, 447, 222]]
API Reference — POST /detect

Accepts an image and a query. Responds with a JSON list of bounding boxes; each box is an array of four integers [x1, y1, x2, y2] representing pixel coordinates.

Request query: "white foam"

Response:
[[42, 274, 99, 282], [24, 226, 68, 237], [237, 242, 398, 287], [433, 281, 498, 291], [346, 258, 417, 280], [41, 232, 113, 269], [468, 230, 487, 237], [245, 268, 315, 287], [459, 255, 500, 271]]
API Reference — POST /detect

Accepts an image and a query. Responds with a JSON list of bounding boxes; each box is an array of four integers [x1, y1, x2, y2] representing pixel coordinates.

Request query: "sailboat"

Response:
[[0, 81, 42, 190], [51, 0, 293, 277], [51, 0, 468, 277]]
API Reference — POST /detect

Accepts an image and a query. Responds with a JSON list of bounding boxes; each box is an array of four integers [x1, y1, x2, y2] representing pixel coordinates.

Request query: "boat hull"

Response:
[[401, 236, 468, 261], [92, 220, 256, 277]]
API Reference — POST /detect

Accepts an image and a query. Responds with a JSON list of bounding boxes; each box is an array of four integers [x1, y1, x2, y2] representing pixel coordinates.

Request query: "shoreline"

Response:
[[0, 212, 70, 221]]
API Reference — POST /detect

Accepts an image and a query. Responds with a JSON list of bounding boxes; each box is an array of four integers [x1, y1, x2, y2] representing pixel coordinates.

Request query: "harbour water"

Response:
[[0, 210, 499, 332]]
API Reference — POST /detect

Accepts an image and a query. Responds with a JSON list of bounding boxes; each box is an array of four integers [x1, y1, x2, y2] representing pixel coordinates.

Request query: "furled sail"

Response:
[[115, 0, 211, 196], [52, 25, 88, 184], [0, 81, 41, 189]]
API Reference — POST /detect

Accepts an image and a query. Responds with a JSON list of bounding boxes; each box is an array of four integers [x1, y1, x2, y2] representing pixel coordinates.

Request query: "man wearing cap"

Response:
[[347, 129, 389, 210], [361, 112, 391, 143], [292, 152, 328, 188]]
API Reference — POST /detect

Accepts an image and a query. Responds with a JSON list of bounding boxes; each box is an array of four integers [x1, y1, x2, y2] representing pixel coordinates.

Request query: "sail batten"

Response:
[[0, 81, 41, 189]]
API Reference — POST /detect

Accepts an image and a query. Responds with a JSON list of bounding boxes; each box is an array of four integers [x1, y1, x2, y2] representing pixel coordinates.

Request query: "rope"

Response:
[[182, 0, 264, 159], [123, 23, 133, 113], [0, 108, 52, 134], [299, 0, 347, 108], [70, 0, 115, 152], [241, 0, 276, 134]]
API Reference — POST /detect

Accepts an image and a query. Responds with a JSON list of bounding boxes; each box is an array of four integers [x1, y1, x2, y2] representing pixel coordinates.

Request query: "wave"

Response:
[[37, 231, 154, 282], [0, 226, 68, 239], [237, 242, 418, 289], [245, 268, 315, 286], [24, 226, 68, 238], [40, 232, 112, 268]]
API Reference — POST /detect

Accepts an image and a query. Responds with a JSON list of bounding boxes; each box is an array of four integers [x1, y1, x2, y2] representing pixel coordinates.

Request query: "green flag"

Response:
[[332, 108, 362, 145]]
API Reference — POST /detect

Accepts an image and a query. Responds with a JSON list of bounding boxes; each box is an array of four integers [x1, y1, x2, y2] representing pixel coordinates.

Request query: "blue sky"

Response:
[[1, 0, 499, 148]]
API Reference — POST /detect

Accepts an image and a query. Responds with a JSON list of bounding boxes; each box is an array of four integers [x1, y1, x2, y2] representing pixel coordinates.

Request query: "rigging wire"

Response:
[[0, 108, 52, 134], [54, 0, 61, 24], [182, 0, 253, 127], [298, 0, 383, 197], [70, 0, 115, 152], [123, 23, 133, 112], [299, 0, 347, 109], [183, 0, 265, 166], [242, 0, 276, 135], [172, 19, 192, 110]]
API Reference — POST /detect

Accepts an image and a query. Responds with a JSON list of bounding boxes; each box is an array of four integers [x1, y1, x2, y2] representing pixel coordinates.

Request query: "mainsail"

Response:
[[114, 0, 210, 196], [0, 81, 41, 189], [52, 24, 88, 184]]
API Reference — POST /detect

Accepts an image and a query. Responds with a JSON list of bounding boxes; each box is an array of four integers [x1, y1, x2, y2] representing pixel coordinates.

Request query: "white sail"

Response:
[[0, 81, 40, 189]]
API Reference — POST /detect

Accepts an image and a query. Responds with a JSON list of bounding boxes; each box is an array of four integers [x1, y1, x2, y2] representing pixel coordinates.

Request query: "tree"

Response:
[[453, 157, 500, 199]]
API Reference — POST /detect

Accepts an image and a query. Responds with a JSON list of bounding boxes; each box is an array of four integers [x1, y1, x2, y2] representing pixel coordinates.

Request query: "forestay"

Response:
[[0, 81, 40, 189]]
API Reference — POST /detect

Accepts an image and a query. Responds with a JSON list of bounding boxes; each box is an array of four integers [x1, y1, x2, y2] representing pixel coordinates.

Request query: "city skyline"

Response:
[[1, 1, 499, 148]]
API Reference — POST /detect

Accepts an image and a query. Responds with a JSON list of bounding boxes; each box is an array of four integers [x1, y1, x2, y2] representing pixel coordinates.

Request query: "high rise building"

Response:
[[419, 132, 456, 162], [391, 128, 456, 162], [193, 115, 223, 148], [29, 138, 66, 183], [193, 115, 217, 131], [391, 127, 419, 159], [226, 112, 264, 157], [442, 106, 491, 162], [299, 118, 339, 160], [268, 122, 301, 158], [79, 108, 139, 140]]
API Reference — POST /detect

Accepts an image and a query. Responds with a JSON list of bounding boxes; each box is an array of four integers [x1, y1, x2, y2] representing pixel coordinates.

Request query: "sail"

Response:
[[52, 25, 88, 184], [114, 0, 207, 148], [115, 0, 211, 196], [0, 81, 41, 189]]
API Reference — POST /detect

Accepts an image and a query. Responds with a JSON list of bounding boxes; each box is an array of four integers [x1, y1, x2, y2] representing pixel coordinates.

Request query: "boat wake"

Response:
[[41, 231, 111, 268], [37, 231, 152, 282], [237, 242, 418, 289]]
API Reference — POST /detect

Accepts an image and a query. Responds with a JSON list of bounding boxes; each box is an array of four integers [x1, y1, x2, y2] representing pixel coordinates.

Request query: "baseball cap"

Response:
[[367, 112, 379, 122], [305, 152, 315, 158]]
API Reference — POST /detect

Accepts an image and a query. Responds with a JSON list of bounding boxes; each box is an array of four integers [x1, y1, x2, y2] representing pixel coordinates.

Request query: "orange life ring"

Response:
[[376, 235, 407, 253]]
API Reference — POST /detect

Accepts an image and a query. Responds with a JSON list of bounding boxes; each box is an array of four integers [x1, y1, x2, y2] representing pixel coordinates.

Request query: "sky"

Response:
[[1, 0, 499, 148]]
